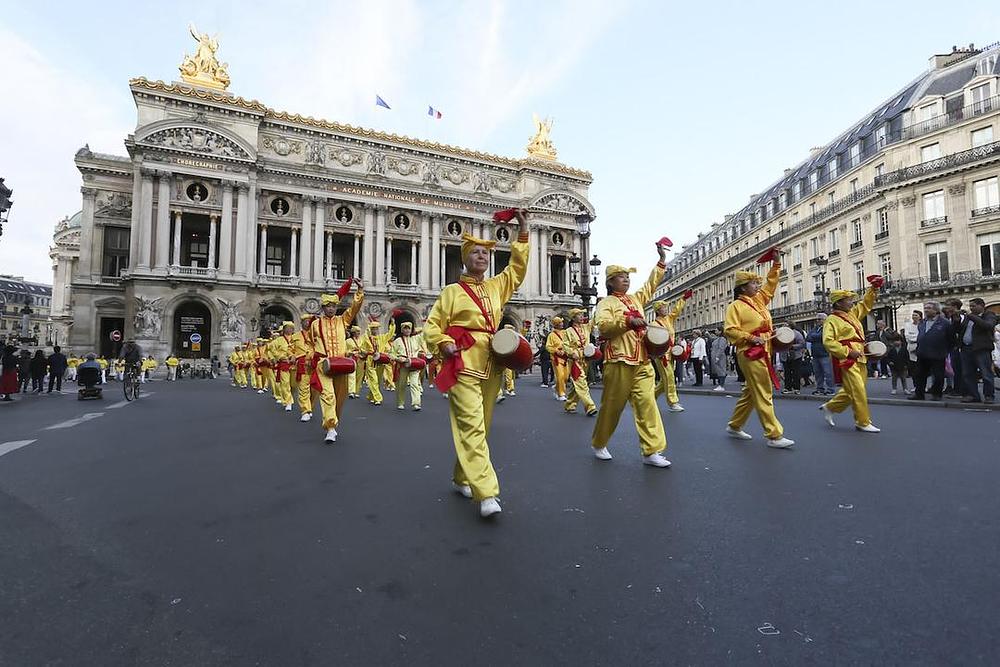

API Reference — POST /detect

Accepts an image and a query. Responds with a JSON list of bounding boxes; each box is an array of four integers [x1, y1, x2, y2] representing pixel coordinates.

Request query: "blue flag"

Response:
[[375, 95, 391, 110]]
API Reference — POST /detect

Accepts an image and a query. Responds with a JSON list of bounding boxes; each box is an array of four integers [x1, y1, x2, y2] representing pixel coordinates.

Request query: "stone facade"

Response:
[[652, 44, 1000, 335], [59, 77, 595, 359]]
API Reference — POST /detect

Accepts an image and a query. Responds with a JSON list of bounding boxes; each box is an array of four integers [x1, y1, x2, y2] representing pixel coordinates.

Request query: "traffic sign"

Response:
[[110, 330, 122, 342], [190, 333, 202, 344]]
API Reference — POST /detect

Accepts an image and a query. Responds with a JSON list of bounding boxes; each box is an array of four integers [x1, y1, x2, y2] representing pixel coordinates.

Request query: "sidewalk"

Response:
[[674, 375, 1000, 411]]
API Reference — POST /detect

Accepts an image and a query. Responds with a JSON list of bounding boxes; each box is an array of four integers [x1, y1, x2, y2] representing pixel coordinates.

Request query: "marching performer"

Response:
[[820, 277, 883, 432], [391, 321, 426, 411], [228, 347, 242, 386], [345, 325, 362, 399], [270, 322, 296, 411], [496, 325, 518, 403], [651, 292, 691, 412], [545, 317, 569, 401], [293, 314, 316, 419], [309, 279, 365, 443], [590, 243, 672, 467], [360, 319, 395, 406], [563, 308, 598, 416], [722, 249, 795, 448], [424, 210, 530, 518]]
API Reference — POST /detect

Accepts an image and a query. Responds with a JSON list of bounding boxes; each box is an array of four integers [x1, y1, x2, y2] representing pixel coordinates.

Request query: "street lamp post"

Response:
[[571, 214, 600, 311], [882, 280, 907, 331]]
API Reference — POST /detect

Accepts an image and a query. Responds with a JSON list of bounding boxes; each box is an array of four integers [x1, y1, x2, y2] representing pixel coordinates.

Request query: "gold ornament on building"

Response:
[[178, 24, 231, 90], [526, 113, 558, 161]]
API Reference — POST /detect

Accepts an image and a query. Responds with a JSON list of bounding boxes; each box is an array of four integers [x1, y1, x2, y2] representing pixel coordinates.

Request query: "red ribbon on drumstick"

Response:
[[656, 236, 673, 248], [682, 289, 693, 300], [866, 274, 885, 289], [493, 208, 525, 223], [756, 247, 780, 264]]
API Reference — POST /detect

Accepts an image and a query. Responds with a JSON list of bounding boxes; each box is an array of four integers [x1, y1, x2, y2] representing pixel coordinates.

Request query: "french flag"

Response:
[[428, 106, 443, 119]]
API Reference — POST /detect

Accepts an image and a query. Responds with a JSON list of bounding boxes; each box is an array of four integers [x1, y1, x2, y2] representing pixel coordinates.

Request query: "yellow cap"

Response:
[[282, 321, 295, 329], [300, 313, 313, 320], [350, 326, 361, 333], [568, 308, 585, 318], [368, 320, 381, 329], [320, 293, 340, 305], [605, 265, 636, 279], [401, 321, 413, 329], [461, 232, 497, 262], [651, 300, 668, 310], [552, 316, 564, 326], [830, 289, 857, 303], [734, 270, 761, 286]]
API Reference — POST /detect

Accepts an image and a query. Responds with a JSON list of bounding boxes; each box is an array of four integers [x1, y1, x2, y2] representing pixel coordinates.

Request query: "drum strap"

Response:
[[458, 282, 497, 334], [829, 312, 866, 383]]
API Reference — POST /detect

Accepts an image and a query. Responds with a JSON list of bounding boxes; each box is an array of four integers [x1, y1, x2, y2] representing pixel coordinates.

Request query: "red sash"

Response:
[[743, 324, 780, 390], [433, 326, 491, 393]]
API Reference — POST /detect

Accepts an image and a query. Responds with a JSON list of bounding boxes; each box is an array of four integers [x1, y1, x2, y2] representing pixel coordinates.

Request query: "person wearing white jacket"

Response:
[[690, 331, 707, 386]]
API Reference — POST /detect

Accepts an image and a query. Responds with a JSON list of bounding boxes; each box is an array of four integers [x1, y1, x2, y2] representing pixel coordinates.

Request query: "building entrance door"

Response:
[[174, 301, 212, 358], [99, 317, 125, 359]]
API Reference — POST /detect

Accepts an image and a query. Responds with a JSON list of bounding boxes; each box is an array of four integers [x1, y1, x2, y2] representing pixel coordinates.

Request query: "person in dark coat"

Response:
[[29, 350, 48, 393], [47, 345, 68, 393], [16, 349, 31, 393], [1, 344, 19, 400], [909, 301, 954, 401], [957, 297, 997, 403]]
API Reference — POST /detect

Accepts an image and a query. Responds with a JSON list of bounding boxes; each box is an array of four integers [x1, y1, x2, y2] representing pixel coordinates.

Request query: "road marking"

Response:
[[106, 400, 129, 409], [0, 440, 38, 457], [44, 413, 105, 430]]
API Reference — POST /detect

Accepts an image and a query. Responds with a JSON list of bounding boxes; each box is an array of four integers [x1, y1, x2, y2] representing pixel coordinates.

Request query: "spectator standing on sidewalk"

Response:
[[690, 330, 707, 386], [909, 301, 953, 401], [886, 336, 910, 394], [709, 329, 728, 391], [807, 315, 834, 395], [46, 346, 68, 393], [942, 299, 965, 397], [1, 344, 19, 401], [779, 323, 805, 394], [958, 297, 997, 404], [538, 343, 553, 388], [16, 349, 31, 393], [29, 350, 48, 393]]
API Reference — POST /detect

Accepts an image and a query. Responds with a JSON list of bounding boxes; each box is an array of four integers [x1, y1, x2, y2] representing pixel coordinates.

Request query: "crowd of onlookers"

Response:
[[670, 297, 999, 403]]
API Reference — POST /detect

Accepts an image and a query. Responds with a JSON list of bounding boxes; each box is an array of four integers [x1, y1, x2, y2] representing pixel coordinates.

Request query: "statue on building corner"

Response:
[[134, 296, 163, 337], [179, 24, 231, 90], [217, 298, 247, 339], [526, 114, 558, 161]]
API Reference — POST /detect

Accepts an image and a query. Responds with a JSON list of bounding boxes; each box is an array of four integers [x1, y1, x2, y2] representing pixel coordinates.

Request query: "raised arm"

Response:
[[757, 259, 781, 305], [490, 213, 531, 302], [851, 286, 878, 321]]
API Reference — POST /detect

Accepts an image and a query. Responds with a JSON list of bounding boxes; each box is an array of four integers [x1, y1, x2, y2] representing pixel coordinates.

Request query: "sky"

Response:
[[0, 0, 997, 285]]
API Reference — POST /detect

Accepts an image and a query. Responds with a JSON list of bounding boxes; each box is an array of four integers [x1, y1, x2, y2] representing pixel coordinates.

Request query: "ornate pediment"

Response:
[[95, 191, 132, 218], [138, 126, 252, 160], [534, 192, 589, 214]]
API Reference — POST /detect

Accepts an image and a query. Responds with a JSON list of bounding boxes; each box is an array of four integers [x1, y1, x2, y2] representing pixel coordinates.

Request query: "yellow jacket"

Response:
[[562, 323, 592, 361], [391, 334, 427, 363], [723, 262, 781, 352], [288, 332, 310, 359], [546, 330, 566, 364], [654, 296, 687, 361], [823, 287, 877, 364], [166, 356, 179, 367], [345, 337, 361, 359], [67, 357, 80, 368], [360, 322, 396, 357], [270, 335, 294, 363], [424, 233, 530, 379], [98, 358, 109, 370], [593, 263, 666, 365], [310, 293, 366, 359]]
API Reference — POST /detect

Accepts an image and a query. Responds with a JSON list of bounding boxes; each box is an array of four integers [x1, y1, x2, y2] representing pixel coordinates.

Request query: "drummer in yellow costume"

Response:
[[270, 322, 297, 411], [651, 293, 690, 413], [590, 244, 672, 467], [820, 281, 882, 433], [391, 321, 426, 411], [545, 317, 569, 401], [293, 314, 317, 420], [250, 339, 264, 391], [723, 254, 795, 448], [424, 210, 530, 518], [309, 280, 365, 443], [345, 326, 362, 399], [360, 319, 395, 405], [496, 326, 518, 403], [228, 347, 243, 387], [563, 308, 598, 416]]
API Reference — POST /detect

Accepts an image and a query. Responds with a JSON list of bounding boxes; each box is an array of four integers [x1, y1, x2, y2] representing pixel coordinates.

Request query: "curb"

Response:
[[675, 387, 1000, 410]]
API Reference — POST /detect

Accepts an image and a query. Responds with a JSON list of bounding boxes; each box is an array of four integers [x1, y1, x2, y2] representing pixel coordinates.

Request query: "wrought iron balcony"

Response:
[[886, 271, 1000, 293], [99, 275, 123, 286], [850, 240, 864, 251], [874, 230, 890, 241], [828, 248, 840, 258], [972, 205, 1000, 218], [901, 95, 1000, 141], [876, 140, 1000, 187], [792, 263, 802, 271], [920, 216, 949, 229]]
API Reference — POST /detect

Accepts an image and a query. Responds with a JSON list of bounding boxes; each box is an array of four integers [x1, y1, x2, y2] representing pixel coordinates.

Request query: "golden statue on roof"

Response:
[[179, 24, 231, 90], [526, 113, 558, 160]]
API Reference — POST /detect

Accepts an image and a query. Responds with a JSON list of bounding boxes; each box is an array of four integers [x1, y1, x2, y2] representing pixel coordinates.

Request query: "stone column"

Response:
[[128, 167, 142, 270], [419, 213, 431, 288], [155, 172, 172, 271], [300, 196, 312, 282], [258, 224, 268, 275], [410, 239, 418, 285], [565, 254, 572, 294], [219, 181, 233, 275], [363, 204, 375, 283], [247, 181, 258, 281], [440, 245, 447, 286], [208, 214, 218, 270], [172, 211, 182, 267], [326, 232, 334, 280], [430, 216, 441, 290], [138, 170, 154, 269], [526, 226, 539, 296], [490, 251, 496, 277], [353, 234, 361, 279], [539, 227, 549, 295], [290, 228, 298, 276], [313, 199, 325, 285], [386, 235, 394, 285], [77, 187, 97, 280], [375, 206, 386, 286], [235, 185, 249, 277]]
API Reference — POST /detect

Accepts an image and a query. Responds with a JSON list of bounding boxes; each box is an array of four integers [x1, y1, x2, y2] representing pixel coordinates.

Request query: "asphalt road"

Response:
[[1, 376, 999, 666]]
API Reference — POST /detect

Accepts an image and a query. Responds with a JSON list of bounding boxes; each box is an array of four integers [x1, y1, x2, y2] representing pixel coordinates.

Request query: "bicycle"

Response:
[[123, 363, 142, 401]]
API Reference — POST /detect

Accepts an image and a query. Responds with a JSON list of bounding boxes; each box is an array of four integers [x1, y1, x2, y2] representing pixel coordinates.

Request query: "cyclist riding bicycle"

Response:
[[118, 340, 144, 377]]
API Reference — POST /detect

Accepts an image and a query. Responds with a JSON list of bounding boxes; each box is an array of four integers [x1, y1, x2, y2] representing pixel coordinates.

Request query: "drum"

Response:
[[771, 326, 796, 352], [644, 325, 671, 357], [583, 343, 603, 361], [406, 357, 427, 371], [491, 328, 533, 372], [865, 340, 887, 358], [373, 352, 392, 365], [670, 344, 686, 358], [321, 356, 356, 376]]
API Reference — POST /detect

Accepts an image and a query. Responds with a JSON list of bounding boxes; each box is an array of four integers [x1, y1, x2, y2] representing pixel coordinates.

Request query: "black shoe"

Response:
[[960, 396, 980, 403], [907, 395, 925, 401], [931, 395, 943, 402], [984, 397, 995, 404]]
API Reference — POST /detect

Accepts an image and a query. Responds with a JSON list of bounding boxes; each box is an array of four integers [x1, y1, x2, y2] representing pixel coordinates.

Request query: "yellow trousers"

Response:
[[554, 362, 569, 398], [591, 362, 666, 456], [504, 369, 515, 393], [263, 368, 275, 395], [728, 353, 783, 439], [297, 372, 315, 415], [234, 367, 246, 387], [565, 364, 596, 414], [347, 368, 357, 396], [316, 372, 349, 430], [365, 363, 384, 404], [276, 369, 293, 406], [383, 365, 394, 391], [250, 369, 260, 389], [395, 369, 423, 408], [653, 357, 680, 405], [448, 371, 504, 500], [824, 361, 872, 426]]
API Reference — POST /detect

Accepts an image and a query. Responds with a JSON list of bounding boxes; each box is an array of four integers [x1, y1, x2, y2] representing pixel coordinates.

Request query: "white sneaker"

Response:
[[497, 394, 506, 403], [452, 482, 473, 498], [480, 497, 502, 517], [856, 423, 881, 433], [397, 405, 405, 410], [766, 437, 795, 448], [667, 403, 685, 412], [593, 447, 613, 460], [712, 386, 726, 392], [257, 389, 265, 394], [726, 427, 752, 440], [558, 395, 567, 402], [284, 404, 292, 412], [643, 453, 672, 468], [890, 389, 897, 395], [413, 405, 422, 411], [300, 412, 312, 422], [324, 428, 337, 443], [820, 404, 835, 427], [508, 391, 516, 396]]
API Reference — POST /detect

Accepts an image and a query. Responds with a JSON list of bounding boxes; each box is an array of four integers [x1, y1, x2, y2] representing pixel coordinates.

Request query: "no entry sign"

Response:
[[110, 330, 122, 342]]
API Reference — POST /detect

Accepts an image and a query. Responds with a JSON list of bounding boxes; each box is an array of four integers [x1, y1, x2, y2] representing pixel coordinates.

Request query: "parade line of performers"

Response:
[[226, 209, 890, 520]]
